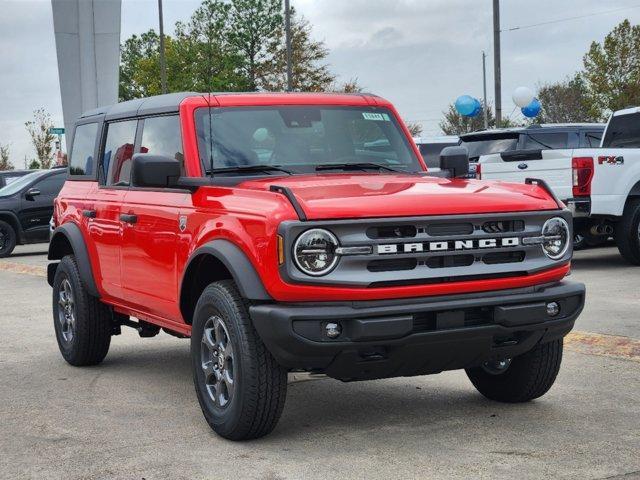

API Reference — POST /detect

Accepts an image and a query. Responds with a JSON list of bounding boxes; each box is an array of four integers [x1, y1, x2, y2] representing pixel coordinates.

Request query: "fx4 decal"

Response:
[[598, 155, 624, 165]]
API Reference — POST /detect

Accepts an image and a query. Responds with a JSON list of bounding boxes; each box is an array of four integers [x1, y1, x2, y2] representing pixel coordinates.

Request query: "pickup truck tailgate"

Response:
[[478, 149, 574, 201]]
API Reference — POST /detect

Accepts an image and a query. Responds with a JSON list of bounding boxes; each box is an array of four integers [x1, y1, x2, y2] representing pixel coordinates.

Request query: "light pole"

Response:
[[482, 51, 489, 129], [158, 0, 168, 94], [493, 0, 502, 126], [285, 0, 293, 92]]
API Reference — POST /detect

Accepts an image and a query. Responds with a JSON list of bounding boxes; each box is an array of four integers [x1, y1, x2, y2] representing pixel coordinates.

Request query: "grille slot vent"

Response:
[[482, 220, 525, 233], [367, 258, 417, 272], [366, 225, 417, 239], [424, 255, 474, 269], [483, 251, 526, 265], [425, 223, 474, 236]]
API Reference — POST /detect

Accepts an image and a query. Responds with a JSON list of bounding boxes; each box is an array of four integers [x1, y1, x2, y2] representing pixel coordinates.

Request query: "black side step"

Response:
[[269, 185, 307, 221]]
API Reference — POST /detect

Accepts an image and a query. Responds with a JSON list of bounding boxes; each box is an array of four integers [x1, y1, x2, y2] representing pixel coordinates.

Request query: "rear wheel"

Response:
[[466, 339, 563, 403], [615, 199, 640, 265], [191, 280, 288, 440], [0, 220, 16, 258], [52, 255, 112, 366]]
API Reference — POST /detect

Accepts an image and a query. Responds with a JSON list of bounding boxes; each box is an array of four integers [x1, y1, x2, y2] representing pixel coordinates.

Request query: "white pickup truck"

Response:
[[476, 108, 640, 264]]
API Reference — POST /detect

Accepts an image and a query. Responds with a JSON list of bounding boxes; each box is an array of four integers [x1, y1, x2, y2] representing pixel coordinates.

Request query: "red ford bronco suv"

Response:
[[48, 92, 585, 440]]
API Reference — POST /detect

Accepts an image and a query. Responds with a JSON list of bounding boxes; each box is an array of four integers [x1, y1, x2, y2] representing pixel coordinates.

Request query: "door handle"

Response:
[[83, 210, 96, 218], [120, 214, 138, 224]]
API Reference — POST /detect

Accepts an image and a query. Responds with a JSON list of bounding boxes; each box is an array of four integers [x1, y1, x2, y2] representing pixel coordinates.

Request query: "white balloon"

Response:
[[512, 86, 535, 108]]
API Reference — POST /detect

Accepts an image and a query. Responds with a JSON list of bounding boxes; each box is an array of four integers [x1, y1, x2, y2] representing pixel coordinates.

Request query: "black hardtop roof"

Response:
[[79, 91, 382, 122]]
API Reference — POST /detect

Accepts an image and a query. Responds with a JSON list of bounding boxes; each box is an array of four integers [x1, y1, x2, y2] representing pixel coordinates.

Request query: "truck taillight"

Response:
[[572, 157, 593, 197], [475, 163, 481, 180]]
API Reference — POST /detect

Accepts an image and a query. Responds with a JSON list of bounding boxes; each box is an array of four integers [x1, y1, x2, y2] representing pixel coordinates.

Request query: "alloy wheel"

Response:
[[57, 277, 76, 343], [201, 315, 235, 408]]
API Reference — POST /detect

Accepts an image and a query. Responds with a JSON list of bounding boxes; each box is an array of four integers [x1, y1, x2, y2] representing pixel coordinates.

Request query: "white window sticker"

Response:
[[362, 112, 387, 121]]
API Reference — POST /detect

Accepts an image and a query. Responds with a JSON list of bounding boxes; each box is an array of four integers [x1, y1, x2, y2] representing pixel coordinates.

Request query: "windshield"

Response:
[[459, 136, 518, 160], [0, 170, 46, 197], [195, 106, 422, 175]]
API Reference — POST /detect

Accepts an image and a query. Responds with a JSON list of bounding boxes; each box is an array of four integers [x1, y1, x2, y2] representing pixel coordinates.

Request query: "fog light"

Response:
[[546, 301, 560, 317], [325, 322, 342, 339]]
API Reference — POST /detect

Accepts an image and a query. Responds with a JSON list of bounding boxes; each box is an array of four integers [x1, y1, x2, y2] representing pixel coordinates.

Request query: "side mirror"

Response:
[[25, 188, 41, 200], [439, 146, 470, 178], [131, 154, 181, 189]]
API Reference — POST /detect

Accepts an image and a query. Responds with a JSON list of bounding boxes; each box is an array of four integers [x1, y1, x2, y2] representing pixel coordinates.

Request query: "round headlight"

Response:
[[293, 228, 339, 276], [541, 217, 570, 260]]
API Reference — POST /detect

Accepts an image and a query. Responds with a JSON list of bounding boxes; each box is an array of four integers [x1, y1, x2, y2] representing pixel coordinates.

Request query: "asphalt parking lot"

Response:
[[0, 244, 638, 480]]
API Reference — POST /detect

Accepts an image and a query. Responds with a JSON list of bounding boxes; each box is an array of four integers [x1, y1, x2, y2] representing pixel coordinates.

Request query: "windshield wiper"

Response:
[[208, 165, 293, 175], [315, 162, 403, 173]]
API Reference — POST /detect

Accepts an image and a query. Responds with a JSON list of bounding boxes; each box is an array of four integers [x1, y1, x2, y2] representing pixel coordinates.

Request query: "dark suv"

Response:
[[0, 168, 67, 257], [0, 170, 33, 188]]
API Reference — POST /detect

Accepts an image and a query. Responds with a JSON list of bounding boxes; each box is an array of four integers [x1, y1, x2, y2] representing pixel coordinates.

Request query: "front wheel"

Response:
[[191, 280, 288, 440], [466, 339, 563, 403], [0, 220, 17, 258]]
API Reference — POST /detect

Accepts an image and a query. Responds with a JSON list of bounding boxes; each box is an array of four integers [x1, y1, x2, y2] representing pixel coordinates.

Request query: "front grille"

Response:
[[280, 210, 569, 288]]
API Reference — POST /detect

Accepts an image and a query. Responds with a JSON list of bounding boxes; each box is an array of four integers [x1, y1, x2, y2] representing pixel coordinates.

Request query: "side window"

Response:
[[581, 131, 603, 148], [521, 133, 569, 150], [33, 174, 66, 196], [602, 114, 640, 148], [69, 123, 98, 176], [103, 120, 138, 186], [140, 115, 184, 172]]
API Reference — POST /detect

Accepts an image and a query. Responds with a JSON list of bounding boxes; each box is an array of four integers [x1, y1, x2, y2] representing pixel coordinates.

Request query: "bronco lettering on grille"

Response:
[[377, 237, 520, 254]]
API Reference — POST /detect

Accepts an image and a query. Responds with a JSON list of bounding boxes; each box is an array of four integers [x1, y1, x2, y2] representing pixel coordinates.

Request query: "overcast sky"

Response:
[[2, 0, 640, 167]]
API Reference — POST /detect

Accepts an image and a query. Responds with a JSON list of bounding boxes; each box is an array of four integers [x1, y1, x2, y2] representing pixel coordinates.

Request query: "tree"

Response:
[[536, 74, 600, 123], [28, 159, 40, 170], [582, 19, 640, 118], [25, 109, 55, 169], [228, 0, 282, 90], [0, 144, 13, 171], [258, 8, 334, 91], [439, 103, 516, 135], [405, 122, 423, 137]]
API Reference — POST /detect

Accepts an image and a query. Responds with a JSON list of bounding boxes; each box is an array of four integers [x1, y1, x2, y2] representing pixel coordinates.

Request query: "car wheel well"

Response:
[[49, 232, 74, 260], [0, 213, 20, 240], [628, 180, 640, 199], [180, 254, 233, 325]]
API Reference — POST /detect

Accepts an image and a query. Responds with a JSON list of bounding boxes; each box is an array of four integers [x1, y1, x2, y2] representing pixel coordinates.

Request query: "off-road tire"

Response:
[[615, 199, 640, 265], [52, 255, 112, 366], [466, 339, 563, 403], [0, 220, 17, 258], [191, 280, 287, 441]]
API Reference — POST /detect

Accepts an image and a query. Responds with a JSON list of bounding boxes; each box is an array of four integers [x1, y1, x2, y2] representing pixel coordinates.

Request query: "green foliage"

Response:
[[405, 122, 423, 137], [28, 159, 40, 170], [0, 144, 13, 171], [118, 0, 334, 100], [582, 19, 640, 118], [24, 109, 55, 169], [535, 75, 600, 124]]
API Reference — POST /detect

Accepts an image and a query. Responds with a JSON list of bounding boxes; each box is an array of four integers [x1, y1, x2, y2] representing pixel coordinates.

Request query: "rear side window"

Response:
[[69, 123, 98, 176], [602, 114, 640, 148], [140, 115, 184, 172], [103, 120, 138, 186], [581, 131, 603, 148], [521, 132, 568, 150]]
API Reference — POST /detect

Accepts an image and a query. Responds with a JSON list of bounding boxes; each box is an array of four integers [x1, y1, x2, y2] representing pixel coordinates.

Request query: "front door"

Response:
[[19, 172, 66, 242]]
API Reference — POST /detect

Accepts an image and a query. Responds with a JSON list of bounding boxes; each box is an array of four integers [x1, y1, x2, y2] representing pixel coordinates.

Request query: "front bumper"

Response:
[[250, 281, 585, 381]]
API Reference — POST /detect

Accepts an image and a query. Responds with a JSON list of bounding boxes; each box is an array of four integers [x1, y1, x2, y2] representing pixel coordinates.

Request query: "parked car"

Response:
[[0, 169, 34, 188], [0, 168, 67, 257], [461, 123, 606, 178], [413, 135, 459, 173], [48, 92, 584, 440], [476, 110, 640, 263]]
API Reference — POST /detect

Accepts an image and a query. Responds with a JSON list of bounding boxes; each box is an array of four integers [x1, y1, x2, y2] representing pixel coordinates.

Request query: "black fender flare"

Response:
[[181, 240, 271, 301], [48, 223, 100, 297]]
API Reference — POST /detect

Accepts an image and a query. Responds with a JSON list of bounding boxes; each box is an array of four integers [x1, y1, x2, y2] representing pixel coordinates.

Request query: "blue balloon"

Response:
[[521, 98, 541, 118], [455, 95, 481, 117]]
